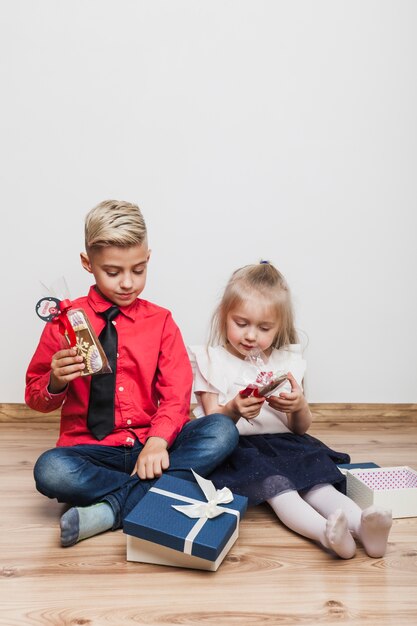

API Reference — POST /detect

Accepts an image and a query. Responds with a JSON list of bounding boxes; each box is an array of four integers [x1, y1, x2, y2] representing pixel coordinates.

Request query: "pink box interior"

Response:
[[355, 468, 417, 491]]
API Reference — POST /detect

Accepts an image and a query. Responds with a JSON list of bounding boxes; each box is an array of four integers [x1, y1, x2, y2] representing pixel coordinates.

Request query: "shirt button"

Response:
[[119, 386, 124, 392], [112, 320, 117, 326], [116, 353, 120, 358], [127, 419, 132, 425]]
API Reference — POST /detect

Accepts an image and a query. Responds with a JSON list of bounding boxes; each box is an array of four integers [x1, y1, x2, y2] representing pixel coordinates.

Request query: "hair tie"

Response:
[[260, 259, 270, 264]]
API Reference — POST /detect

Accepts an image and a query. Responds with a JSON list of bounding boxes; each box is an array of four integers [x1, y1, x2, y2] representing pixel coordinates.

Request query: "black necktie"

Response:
[[87, 305, 120, 440]]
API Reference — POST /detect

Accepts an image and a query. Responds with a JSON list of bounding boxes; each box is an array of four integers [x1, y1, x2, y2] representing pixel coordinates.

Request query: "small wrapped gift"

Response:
[[238, 349, 288, 398], [65, 306, 111, 375], [36, 295, 111, 376], [123, 471, 248, 571]]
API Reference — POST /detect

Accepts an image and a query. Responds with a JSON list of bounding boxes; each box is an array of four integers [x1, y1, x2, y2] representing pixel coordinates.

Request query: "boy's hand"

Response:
[[132, 436, 170, 480], [48, 347, 85, 394], [265, 372, 307, 414], [230, 392, 265, 421]]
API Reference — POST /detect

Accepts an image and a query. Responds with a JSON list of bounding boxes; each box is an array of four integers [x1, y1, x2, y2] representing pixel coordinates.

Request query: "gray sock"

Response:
[[60, 502, 115, 547]]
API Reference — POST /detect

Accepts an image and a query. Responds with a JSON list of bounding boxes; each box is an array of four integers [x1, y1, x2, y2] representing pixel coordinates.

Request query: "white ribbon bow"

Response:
[[148, 470, 238, 555], [172, 469, 234, 519]]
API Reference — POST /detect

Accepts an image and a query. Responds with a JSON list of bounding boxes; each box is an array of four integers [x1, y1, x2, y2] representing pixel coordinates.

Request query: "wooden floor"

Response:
[[1, 404, 417, 626]]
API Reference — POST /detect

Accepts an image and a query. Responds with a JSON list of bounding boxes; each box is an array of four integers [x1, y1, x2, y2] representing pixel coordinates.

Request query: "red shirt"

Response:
[[25, 286, 192, 448]]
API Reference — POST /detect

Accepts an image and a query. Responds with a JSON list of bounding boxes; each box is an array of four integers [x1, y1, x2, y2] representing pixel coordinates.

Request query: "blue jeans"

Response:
[[33, 414, 238, 529]]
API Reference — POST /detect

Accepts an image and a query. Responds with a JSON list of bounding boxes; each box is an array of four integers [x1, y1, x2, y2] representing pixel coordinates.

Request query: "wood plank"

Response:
[[310, 403, 417, 423], [0, 403, 60, 422]]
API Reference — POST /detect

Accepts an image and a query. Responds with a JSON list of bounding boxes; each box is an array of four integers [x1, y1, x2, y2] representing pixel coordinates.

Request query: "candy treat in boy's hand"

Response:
[[66, 308, 111, 376], [35, 293, 112, 378]]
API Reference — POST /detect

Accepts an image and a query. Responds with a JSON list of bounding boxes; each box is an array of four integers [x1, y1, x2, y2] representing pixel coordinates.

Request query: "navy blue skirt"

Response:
[[208, 432, 350, 506]]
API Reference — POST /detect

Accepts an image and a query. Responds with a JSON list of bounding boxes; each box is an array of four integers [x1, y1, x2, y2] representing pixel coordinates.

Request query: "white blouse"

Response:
[[188, 344, 307, 435]]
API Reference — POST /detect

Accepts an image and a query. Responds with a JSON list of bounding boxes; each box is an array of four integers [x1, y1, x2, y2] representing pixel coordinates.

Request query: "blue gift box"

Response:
[[337, 462, 380, 475], [124, 472, 248, 571]]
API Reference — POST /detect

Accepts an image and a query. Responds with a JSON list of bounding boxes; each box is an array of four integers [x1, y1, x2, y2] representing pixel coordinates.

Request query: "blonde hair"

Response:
[[209, 262, 298, 349], [85, 200, 147, 251]]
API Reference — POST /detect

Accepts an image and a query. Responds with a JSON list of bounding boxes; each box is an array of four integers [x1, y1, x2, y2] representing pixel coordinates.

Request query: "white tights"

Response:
[[267, 483, 392, 559]]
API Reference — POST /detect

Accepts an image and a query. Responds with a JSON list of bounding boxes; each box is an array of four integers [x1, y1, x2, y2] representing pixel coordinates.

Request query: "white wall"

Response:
[[1, 1, 416, 403]]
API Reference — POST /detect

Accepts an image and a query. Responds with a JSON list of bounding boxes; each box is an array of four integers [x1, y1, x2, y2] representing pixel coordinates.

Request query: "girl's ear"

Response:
[[80, 252, 93, 274]]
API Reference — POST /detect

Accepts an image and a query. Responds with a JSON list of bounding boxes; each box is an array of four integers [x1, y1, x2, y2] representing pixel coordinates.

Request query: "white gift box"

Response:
[[346, 466, 417, 518]]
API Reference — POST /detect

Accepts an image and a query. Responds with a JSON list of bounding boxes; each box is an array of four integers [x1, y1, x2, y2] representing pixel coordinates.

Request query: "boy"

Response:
[[26, 200, 238, 547]]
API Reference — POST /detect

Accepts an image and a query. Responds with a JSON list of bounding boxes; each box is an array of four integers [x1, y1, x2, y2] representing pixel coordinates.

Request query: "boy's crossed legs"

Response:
[[34, 414, 238, 547]]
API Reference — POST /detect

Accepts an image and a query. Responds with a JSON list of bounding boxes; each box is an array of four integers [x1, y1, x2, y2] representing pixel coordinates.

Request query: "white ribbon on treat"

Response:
[[149, 470, 240, 555]]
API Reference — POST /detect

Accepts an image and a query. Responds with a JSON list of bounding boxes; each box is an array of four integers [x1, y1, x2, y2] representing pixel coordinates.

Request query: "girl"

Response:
[[189, 262, 392, 559]]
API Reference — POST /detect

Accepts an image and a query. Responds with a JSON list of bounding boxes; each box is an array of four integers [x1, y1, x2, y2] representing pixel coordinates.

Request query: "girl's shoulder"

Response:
[[189, 345, 240, 404], [188, 344, 233, 369]]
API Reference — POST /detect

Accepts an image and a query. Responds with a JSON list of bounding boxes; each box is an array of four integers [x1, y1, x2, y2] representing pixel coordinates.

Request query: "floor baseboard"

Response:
[[1, 402, 416, 423]]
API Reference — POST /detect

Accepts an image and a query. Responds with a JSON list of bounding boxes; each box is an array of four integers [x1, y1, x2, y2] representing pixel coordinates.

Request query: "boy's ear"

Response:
[[80, 252, 93, 274]]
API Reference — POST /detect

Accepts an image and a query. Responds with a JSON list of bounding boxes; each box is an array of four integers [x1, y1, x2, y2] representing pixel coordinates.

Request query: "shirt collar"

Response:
[[86, 285, 139, 321]]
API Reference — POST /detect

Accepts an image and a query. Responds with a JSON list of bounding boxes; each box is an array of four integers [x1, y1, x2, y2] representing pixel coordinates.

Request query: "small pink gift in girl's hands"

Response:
[[239, 349, 288, 398]]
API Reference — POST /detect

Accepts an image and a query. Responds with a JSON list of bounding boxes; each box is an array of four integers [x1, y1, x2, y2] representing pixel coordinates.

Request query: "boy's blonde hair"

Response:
[[85, 200, 147, 251], [209, 262, 298, 350]]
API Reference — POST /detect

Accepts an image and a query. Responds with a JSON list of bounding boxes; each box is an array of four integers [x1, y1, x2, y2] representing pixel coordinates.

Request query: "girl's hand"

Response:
[[48, 347, 85, 394], [265, 372, 308, 414], [230, 392, 265, 421], [265, 372, 312, 434]]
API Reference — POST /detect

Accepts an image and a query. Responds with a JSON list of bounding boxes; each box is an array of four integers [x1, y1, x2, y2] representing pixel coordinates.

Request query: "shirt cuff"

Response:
[[42, 382, 67, 406], [146, 426, 177, 448]]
